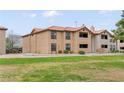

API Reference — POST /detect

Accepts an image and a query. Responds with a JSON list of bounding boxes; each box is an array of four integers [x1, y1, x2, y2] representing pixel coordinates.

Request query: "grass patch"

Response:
[[22, 68, 89, 82], [1, 55, 124, 81], [0, 55, 124, 65], [91, 62, 124, 69]]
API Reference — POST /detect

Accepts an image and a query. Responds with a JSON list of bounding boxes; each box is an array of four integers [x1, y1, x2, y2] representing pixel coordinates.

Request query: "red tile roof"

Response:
[[22, 25, 112, 37], [29, 26, 83, 34], [91, 29, 112, 36], [65, 27, 81, 31], [31, 28, 43, 34], [91, 29, 106, 35], [47, 26, 65, 31]]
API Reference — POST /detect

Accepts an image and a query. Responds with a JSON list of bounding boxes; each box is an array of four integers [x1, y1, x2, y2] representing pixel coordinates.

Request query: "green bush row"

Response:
[[110, 50, 124, 53], [58, 50, 85, 54]]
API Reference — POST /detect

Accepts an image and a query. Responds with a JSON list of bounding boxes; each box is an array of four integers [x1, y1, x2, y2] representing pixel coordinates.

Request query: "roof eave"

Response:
[[0, 28, 8, 30]]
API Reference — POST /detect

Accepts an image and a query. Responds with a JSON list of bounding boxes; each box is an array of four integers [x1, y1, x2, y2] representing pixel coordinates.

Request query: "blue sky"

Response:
[[0, 10, 122, 35]]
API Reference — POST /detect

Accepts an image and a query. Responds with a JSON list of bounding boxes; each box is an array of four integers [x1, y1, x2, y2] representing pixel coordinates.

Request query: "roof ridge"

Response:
[[22, 25, 110, 37]]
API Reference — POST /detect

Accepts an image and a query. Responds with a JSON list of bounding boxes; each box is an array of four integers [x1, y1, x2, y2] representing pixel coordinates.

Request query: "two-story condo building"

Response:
[[0, 26, 7, 54], [117, 40, 124, 51], [90, 26, 116, 53], [22, 25, 116, 54]]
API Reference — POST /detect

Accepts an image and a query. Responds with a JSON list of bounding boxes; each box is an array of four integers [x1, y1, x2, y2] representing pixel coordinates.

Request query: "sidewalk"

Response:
[[0, 53, 124, 58]]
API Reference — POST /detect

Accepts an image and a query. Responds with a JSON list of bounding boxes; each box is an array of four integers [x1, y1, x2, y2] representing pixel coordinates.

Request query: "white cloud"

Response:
[[29, 13, 37, 18], [98, 10, 115, 14], [21, 13, 37, 18], [42, 11, 63, 18]]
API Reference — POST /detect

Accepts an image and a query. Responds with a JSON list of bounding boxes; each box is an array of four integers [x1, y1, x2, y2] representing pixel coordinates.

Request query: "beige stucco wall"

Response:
[[63, 31, 74, 53], [48, 31, 64, 53], [36, 31, 49, 54], [23, 28, 93, 54], [23, 31, 49, 54], [30, 34, 36, 53], [94, 31, 116, 53], [0, 30, 6, 54], [73, 29, 92, 53], [23, 29, 116, 54], [48, 31, 73, 53], [91, 35, 95, 52], [22, 35, 31, 53], [117, 40, 124, 51], [47, 28, 92, 53]]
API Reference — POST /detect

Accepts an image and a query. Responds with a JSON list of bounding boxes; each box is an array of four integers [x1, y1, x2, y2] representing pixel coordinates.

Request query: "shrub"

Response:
[[70, 51, 73, 54], [6, 48, 22, 54], [78, 51, 85, 54], [111, 50, 119, 53], [64, 50, 69, 54], [116, 50, 119, 53], [110, 50, 116, 53], [58, 50, 62, 54], [120, 51, 124, 53]]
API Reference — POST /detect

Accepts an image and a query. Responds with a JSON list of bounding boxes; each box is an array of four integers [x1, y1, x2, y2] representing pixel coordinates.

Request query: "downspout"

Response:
[[35, 34, 37, 53], [29, 35, 31, 53]]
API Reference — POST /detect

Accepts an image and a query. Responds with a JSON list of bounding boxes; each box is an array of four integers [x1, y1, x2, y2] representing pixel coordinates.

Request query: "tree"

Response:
[[112, 10, 124, 40], [6, 30, 22, 53], [6, 30, 14, 50]]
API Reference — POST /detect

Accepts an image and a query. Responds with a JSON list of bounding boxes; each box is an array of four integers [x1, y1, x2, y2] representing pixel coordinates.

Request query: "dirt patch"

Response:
[[0, 65, 19, 73], [93, 69, 124, 81]]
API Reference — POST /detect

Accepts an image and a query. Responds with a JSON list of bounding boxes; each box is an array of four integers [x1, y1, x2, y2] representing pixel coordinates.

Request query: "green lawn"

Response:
[[0, 55, 124, 82]]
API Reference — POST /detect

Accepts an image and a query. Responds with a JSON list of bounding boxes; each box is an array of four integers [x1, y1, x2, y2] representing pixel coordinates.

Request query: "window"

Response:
[[110, 45, 115, 51], [110, 39, 115, 43], [79, 32, 88, 38], [120, 40, 124, 43], [101, 35, 108, 39], [110, 45, 112, 51], [51, 31, 57, 39], [110, 39, 112, 42], [66, 43, 71, 51], [79, 44, 88, 48], [101, 45, 108, 48], [120, 47, 124, 50], [51, 43, 56, 51], [66, 32, 71, 40]]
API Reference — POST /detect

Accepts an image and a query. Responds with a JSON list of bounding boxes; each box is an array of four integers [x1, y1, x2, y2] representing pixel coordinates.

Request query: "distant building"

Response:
[[0, 26, 7, 54], [22, 25, 116, 54]]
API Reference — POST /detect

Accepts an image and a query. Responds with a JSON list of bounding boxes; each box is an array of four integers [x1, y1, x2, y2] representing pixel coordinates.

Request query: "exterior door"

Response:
[[51, 43, 57, 54]]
